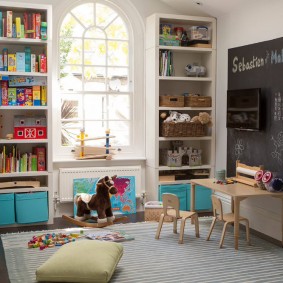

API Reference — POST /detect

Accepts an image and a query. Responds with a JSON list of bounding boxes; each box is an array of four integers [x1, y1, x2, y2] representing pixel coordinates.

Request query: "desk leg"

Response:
[[191, 183, 196, 224], [234, 196, 240, 250]]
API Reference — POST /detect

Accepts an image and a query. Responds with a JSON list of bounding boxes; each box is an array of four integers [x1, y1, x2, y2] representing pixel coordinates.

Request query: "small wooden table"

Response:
[[190, 178, 283, 250]]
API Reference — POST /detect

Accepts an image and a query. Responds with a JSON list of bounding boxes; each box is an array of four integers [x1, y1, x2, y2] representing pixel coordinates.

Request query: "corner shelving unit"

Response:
[[145, 13, 216, 202], [0, 2, 53, 227]]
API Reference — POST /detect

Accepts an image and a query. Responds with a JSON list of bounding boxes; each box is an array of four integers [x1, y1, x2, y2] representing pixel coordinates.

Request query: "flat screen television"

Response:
[[226, 88, 262, 131]]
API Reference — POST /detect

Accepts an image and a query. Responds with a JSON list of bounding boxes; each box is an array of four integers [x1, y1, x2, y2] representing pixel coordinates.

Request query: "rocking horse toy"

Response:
[[62, 175, 128, 228]]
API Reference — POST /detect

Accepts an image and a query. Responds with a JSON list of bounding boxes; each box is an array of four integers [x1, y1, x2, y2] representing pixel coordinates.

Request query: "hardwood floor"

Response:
[[0, 212, 145, 283]]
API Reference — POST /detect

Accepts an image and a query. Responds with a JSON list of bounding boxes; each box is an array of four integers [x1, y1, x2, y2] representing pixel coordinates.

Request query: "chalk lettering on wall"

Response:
[[271, 132, 283, 164], [274, 92, 283, 121], [234, 138, 244, 160], [231, 48, 283, 74]]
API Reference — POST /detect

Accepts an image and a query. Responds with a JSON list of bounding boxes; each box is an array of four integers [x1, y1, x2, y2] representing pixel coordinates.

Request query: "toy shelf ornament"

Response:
[[74, 128, 119, 160]]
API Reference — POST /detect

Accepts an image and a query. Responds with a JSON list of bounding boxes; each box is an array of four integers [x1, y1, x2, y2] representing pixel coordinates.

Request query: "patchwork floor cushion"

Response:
[[36, 240, 123, 282]]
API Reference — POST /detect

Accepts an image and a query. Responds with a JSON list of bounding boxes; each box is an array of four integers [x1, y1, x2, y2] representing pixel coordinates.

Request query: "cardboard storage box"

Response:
[[15, 191, 48, 223], [0, 193, 15, 225]]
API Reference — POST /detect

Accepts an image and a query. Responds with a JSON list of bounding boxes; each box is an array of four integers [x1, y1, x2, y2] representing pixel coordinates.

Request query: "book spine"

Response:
[[1, 81, 8, 106], [41, 86, 47, 106], [8, 88, 16, 106], [31, 54, 36, 72], [34, 147, 46, 171], [24, 88, 33, 106], [8, 54, 16, 72], [6, 11, 12, 38], [35, 13, 41, 39], [3, 48, 8, 71], [31, 154, 37, 171], [32, 85, 41, 105], [16, 88, 25, 106], [15, 17, 21, 38], [16, 52, 25, 72], [0, 12, 2, 37], [25, 47, 31, 72]]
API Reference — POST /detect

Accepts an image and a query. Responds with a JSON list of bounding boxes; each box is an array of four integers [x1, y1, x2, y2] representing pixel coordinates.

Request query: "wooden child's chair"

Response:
[[155, 193, 200, 244], [206, 195, 250, 248]]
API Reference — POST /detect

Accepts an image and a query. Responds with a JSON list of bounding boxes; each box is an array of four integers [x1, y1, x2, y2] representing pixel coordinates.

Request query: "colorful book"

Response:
[[1, 81, 8, 106], [16, 88, 25, 106], [25, 47, 31, 72], [34, 147, 46, 171], [15, 17, 21, 38], [35, 13, 41, 39], [8, 88, 16, 105], [41, 86, 47, 106], [85, 230, 134, 242], [16, 52, 25, 72], [6, 11, 13, 38], [32, 85, 41, 105], [8, 54, 16, 72], [24, 88, 33, 106], [31, 54, 36, 72], [0, 12, 2, 37]]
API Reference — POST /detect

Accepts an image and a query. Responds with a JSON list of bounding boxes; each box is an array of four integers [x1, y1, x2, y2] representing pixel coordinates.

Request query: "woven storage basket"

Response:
[[161, 122, 205, 137], [184, 96, 212, 107], [160, 96, 184, 107], [144, 207, 173, 222]]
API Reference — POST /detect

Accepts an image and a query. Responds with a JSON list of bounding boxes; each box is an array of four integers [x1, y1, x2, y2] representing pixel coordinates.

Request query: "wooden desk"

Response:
[[190, 179, 283, 250]]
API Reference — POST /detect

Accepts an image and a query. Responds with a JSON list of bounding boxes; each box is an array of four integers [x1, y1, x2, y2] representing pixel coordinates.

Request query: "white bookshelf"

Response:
[[145, 13, 216, 201], [0, 1, 53, 226]]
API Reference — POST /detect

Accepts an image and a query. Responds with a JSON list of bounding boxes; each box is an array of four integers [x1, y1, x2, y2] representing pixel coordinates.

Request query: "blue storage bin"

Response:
[[186, 185, 212, 211], [15, 191, 48, 224], [0, 193, 15, 225], [159, 184, 189, 211]]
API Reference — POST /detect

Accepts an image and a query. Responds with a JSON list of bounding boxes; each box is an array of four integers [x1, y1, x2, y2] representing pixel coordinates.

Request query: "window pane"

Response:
[[105, 17, 128, 40], [108, 41, 128, 66], [109, 121, 130, 146], [107, 68, 129, 91], [60, 68, 83, 91], [109, 95, 130, 120], [85, 27, 105, 39], [60, 38, 82, 65], [84, 121, 110, 146], [96, 4, 117, 28], [71, 3, 94, 28], [84, 67, 106, 91], [84, 94, 106, 120], [84, 39, 106, 65], [60, 13, 85, 37], [61, 122, 82, 146]]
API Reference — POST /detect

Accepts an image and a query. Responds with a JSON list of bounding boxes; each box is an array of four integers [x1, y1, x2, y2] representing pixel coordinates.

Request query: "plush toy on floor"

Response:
[[74, 175, 118, 223]]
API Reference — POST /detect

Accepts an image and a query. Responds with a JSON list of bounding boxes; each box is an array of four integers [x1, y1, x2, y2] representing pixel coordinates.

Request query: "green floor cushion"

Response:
[[36, 240, 123, 283]]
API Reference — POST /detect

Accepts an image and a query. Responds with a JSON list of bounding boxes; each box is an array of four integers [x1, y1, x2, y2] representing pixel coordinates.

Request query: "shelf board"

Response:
[[159, 45, 213, 53], [0, 106, 48, 110], [0, 186, 48, 194], [159, 76, 212, 82], [0, 37, 49, 46], [0, 171, 49, 177], [159, 106, 212, 111], [0, 71, 48, 77], [159, 164, 212, 171], [0, 139, 48, 144], [159, 136, 212, 141]]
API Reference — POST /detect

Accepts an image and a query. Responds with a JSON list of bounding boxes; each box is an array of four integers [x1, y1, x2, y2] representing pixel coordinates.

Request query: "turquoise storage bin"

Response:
[[159, 184, 188, 211], [0, 193, 15, 225], [186, 185, 212, 211], [15, 191, 48, 224]]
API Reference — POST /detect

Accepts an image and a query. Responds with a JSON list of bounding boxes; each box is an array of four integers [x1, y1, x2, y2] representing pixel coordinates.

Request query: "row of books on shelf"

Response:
[[0, 146, 46, 173], [0, 82, 47, 106], [0, 11, 47, 40], [1, 47, 47, 73], [159, 50, 173, 76]]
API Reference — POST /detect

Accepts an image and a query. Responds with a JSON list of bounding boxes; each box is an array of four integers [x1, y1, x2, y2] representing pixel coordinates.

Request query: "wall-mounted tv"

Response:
[[226, 88, 262, 131]]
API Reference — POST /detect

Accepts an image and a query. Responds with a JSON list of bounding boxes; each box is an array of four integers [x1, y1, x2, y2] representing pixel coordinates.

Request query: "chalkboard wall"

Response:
[[227, 37, 283, 177]]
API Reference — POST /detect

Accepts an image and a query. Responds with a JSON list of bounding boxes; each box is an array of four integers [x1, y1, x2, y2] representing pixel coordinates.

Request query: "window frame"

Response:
[[53, 0, 145, 160]]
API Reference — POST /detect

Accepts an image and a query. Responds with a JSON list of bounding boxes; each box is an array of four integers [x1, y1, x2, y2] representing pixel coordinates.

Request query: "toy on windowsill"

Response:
[[74, 128, 120, 160]]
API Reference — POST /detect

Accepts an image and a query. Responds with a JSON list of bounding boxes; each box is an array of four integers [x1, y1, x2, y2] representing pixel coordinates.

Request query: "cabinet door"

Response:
[[187, 185, 212, 211], [159, 184, 188, 210]]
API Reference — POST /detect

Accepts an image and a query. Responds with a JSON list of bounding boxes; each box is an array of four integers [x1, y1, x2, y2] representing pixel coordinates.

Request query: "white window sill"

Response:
[[53, 156, 146, 163]]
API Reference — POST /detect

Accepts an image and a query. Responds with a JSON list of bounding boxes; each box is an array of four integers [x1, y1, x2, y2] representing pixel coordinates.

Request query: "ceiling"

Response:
[[160, 0, 248, 17]]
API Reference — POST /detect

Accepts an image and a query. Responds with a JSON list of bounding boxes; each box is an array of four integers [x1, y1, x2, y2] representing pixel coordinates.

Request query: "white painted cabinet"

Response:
[[145, 13, 216, 201]]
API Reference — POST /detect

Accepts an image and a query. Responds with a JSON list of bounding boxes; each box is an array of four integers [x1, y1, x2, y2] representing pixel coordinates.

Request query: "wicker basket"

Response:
[[184, 96, 212, 107], [161, 121, 205, 137], [144, 205, 173, 222], [160, 96, 184, 107]]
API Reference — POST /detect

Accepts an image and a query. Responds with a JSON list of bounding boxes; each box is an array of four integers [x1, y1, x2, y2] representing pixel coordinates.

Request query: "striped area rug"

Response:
[[1, 218, 283, 283]]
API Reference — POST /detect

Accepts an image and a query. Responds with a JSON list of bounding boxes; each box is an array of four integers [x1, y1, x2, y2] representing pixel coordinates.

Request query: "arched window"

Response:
[[57, 1, 143, 158]]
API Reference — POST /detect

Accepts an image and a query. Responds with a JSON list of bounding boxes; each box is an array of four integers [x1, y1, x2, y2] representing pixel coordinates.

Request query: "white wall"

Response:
[[216, 0, 283, 240]]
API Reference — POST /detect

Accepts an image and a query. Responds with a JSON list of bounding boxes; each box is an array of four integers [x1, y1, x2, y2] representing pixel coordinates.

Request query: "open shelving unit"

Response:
[[145, 13, 216, 202], [0, 1, 53, 227]]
